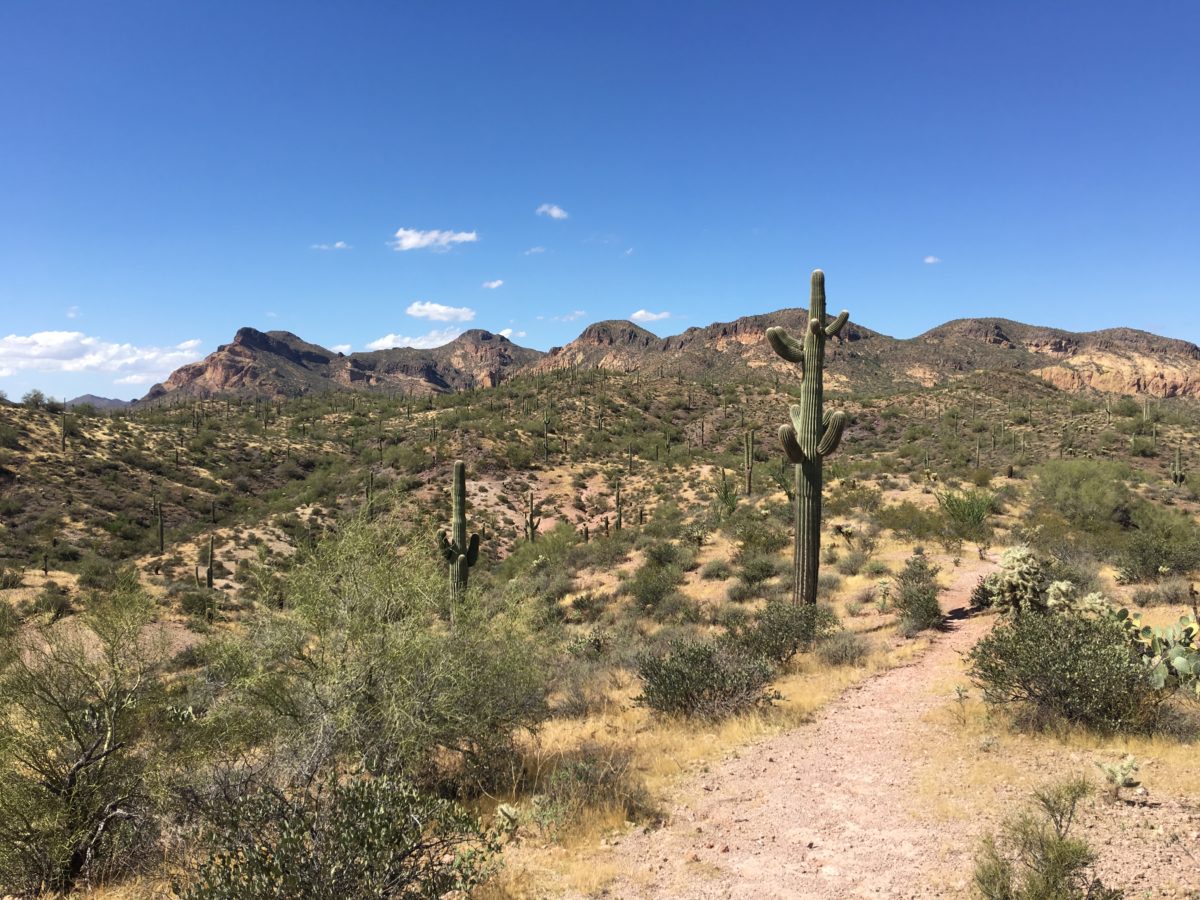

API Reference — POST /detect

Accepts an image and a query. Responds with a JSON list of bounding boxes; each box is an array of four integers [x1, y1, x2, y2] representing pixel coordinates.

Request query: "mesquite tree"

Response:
[[766, 269, 849, 605]]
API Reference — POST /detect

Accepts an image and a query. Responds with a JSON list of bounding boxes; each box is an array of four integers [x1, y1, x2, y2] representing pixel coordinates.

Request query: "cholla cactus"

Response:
[[766, 269, 849, 605]]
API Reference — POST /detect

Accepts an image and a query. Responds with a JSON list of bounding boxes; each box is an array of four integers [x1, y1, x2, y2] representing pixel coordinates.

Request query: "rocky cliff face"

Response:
[[141, 314, 1200, 403]]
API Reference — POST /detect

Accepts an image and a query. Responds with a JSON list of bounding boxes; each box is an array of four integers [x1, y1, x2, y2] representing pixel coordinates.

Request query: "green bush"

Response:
[[701, 559, 734, 580], [725, 601, 840, 665], [1033, 460, 1131, 532], [968, 612, 1154, 732], [818, 630, 871, 667], [894, 549, 943, 634], [874, 501, 945, 541], [974, 778, 1122, 899], [178, 777, 499, 900], [530, 743, 655, 838], [1117, 503, 1200, 582], [636, 640, 779, 719]]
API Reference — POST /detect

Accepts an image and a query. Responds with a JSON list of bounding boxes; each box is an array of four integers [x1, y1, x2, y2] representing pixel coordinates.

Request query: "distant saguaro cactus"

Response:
[[437, 460, 480, 598], [744, 430, 755, 495], [206, 534, 215, 589], [1172, 446, 1187, 487], [524, 490, 542, 542], [766, 269, 849, 605]]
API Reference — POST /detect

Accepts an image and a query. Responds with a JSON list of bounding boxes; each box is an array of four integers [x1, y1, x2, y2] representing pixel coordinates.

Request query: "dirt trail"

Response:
[[587, 559, 998, 899]]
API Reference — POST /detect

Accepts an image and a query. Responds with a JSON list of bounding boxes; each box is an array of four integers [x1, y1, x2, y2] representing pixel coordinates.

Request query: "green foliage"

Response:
[[974, 778, 1123, 900], [205, 514, 552, 793], [818, 629, 871, 667], [177, 777, 499, 900], [1033, 460, 1131, 532], [530, 743, 655, 838], [1114, 608, 1200, 698], [894, 549, 943, 634], [935, 488, 994, 543], [874, 501, 945, 541], [1117, 502, 1200, 582], [968, 612, 1155, 732], [725, 601, 840, 665], [636, 639, 779, 719], [0, 577, 161, 895]]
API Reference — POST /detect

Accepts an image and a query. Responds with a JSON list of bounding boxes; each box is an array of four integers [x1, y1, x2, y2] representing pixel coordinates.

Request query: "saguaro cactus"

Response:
[[437, 460, 481, 597], [524, 490, 542, 542], [1172, 446, 1186, 487], [744, 430, 755, 495], [766, 269, 849, 605]]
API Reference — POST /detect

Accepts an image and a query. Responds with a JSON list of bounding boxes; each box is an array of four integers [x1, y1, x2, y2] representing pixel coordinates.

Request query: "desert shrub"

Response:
[[825, 482, 883, 516], [206, 515, 552, 794], [0, 569, 22, 590], [874, 501, 944, 541], [894, 549, 943, 633], [701, 559, 734, 580], [836, 548, 869, 576], [818, 630, 871, 666], [968, 612, 1155, 732], [531, 743, 655, 838], [738, 554, 780, 587], [624, 552, 684, 614], [1034, 460, 1132, 532], [0, 577, 162, 895], [635, 640, 779, 719], [0, 603, 19, 638], [817, 571, 843, 594], [76, 554, 121, 590], [935, 488, 994, 543], [725, 601, 840, 665], [178, 777, 499, 900], [1130, 577, 1193, 608], [1117, 503, 1200, 582], [31, 581, 72, 621], [974, 778, 1122, 900]]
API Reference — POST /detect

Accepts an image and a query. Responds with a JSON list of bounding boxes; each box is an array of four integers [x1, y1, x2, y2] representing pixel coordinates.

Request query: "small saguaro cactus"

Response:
[[205, 534, 215, 589], [524, 489, 541, 542], [437, 460, 481, 598], [766, 269, 849, 605], [744, 429, 755, 495], [1172, 446, 1186, 487]]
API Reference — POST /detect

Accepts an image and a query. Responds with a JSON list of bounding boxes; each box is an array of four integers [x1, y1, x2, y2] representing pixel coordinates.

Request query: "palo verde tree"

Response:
[[766, 268, 849, 605], [437, 459, 480, 599]]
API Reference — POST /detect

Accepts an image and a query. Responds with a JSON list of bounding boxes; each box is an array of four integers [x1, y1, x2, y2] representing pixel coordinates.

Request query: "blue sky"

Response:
[[2, 1, 1198, 400]]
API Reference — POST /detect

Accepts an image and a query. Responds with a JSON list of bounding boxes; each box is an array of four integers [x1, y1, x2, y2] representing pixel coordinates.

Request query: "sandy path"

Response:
[[586, 559, 996, 899]]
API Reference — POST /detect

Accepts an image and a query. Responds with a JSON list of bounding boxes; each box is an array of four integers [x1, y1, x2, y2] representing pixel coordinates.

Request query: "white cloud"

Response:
[[923, 255, 942, 264], [497, 328, 528, 339], [524, 246, 546, 255], [312, 240, 351, 251], [624, 247, 634, 256], [66, 305, 81, 319], [265, 311, 279, 318], [630, 309, 670, 323], [405, 301, 476, 323], [481, 279, 504, 290], [366, 328, 462, 350], [330, 343, 352, 353], [554, 310, 586, 322], [0, 331, 205, 383], [390, 227, 478, 252], [536, 203, 568, 220]]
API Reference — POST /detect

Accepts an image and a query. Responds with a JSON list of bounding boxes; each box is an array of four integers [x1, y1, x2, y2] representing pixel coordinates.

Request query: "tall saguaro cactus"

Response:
[[766, 269, 849, 605], [438, 460, 481, 598], [744, 430, 755, 496]]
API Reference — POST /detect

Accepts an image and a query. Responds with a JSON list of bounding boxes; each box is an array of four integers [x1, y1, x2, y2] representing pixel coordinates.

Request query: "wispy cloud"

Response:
[[630, 309, 670, 323], [536, 203, 568, 220], [481, 279, 504, 290], [311, 240, 351, 251], [923, 255, 942, 264], [524, 246, 546, 255], [554, 310, 587, 322], [498, 328, 527, 339], [624, 247, 634, 256], [66, 305, 81, 319], [0, 331, 204, 384], [405, 301, 476, 323], [390, 227, 478, 252], [366, 328, 462, 351], [330, 343, 352, 353]]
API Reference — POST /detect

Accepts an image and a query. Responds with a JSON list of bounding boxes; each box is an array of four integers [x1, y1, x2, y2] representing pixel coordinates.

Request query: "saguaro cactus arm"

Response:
[[816, 409, 848, 456], [766, 326, 806, 368], [824, 310, 850, 337], [780, 424, 805, 464]]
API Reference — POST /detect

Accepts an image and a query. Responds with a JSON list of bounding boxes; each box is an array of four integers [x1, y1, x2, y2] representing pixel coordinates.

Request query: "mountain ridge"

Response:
[[138, 311, 1200, 404]]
